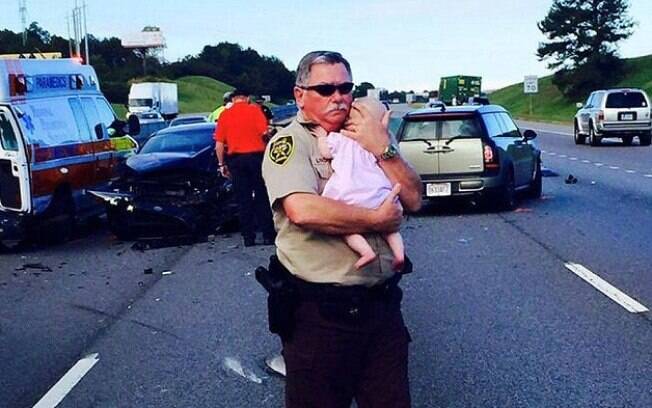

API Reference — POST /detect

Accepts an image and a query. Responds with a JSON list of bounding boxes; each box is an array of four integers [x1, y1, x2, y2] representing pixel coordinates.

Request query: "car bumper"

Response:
[[421, 174, 504, 199], [598, 122, 651, 134]]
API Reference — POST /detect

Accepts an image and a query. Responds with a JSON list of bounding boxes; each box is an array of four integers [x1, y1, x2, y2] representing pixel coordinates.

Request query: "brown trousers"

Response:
[[282, 291, 411, 408]]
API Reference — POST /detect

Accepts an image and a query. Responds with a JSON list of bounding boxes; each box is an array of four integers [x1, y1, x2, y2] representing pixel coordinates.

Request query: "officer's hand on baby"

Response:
[[372, 183, 403, 233], [342, 104, 392, 157]]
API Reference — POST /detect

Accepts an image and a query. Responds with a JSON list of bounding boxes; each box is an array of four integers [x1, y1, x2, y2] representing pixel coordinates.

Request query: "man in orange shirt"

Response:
[[214, 89, 276, 247]]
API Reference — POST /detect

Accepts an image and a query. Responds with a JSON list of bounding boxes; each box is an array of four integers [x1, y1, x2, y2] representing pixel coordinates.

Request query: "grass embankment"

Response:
[[111, 76, 235, 118], [176, 75, 234, 114], [490, 54, 652, 124]]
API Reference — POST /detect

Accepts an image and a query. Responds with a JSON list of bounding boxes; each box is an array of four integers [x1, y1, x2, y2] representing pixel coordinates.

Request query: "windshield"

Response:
[[140, 129, 214, 154], [606, 92, 648, 108], [129, 98, 153, 107], [401, 117, 482, 141]]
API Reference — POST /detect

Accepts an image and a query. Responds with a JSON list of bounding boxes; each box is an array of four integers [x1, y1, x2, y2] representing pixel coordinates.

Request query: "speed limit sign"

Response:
[[524, 75, 538, 94]]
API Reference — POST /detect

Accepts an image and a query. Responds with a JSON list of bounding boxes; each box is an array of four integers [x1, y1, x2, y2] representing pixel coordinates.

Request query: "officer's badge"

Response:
[[269, 135, 294, 165]]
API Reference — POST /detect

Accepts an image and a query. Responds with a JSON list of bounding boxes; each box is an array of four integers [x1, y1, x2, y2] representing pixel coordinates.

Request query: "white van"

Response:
[[0, 58, 140, 247]]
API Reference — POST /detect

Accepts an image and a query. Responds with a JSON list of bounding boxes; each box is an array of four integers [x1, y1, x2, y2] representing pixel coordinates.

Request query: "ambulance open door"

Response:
[[0, 106, 30, 212]]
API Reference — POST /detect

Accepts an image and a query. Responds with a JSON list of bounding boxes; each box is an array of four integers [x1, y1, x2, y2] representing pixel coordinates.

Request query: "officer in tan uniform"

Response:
[[261, 51, 422, 408]]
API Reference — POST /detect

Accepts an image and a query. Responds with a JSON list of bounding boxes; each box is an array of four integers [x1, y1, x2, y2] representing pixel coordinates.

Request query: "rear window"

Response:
[[401, 116, 482, 141], [606, 92, 648, 108], [140, 129, 213, 154]]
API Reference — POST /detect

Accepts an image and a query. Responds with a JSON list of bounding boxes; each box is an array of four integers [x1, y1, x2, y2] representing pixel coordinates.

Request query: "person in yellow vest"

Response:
[[208, 91, 234, 122]]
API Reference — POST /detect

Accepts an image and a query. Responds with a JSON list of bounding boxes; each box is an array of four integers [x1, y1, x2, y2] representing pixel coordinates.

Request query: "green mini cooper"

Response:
[[397, 105, 542, 210]]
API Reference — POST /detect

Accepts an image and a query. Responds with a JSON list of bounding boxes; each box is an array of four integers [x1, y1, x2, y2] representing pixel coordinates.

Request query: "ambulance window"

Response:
[[95, 98, 116, 127], [81, 97, 102, 138], [21, 100, 83, 146], [0, 112, 19, 151], [68, 98, 93, 141]]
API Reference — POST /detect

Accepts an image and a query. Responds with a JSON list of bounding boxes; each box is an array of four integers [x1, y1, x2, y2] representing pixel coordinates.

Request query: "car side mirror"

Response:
[[127, 114, 141, 136], [94, 123, 108, 140], [576, 102, 584, 109], [523, 129, 537, 140]]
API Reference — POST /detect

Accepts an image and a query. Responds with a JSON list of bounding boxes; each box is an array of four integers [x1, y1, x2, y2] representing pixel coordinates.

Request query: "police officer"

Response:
[[262, 51, 422, 407], [215, 88, 275, 247]]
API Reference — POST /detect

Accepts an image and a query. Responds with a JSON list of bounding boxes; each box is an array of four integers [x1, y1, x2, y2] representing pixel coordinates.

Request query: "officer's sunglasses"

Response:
[[298, 82, 354, 97]]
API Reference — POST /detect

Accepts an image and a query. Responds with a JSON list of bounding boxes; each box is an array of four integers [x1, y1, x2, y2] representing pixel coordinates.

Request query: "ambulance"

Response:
[[0, 58, 140, 247]]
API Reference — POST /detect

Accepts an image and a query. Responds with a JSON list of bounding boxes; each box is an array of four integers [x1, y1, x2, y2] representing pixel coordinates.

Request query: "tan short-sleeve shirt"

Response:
[[262, 112, 395, 287]]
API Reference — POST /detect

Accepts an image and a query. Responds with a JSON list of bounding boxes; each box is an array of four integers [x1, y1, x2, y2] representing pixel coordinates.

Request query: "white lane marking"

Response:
[[564, 263, 649, 313], [33, 353, 100, 408], [559, 154, 567, 158], [541, 150, 547, 153], [582, 160, 591, 163], [594, 163, 604, 167], [609, 166, 620, 170], [570, 157, 578, 161], [548, 152, 557, 156], [527, 127, 573, 137], [645, 174, 652, 178], [626, 170, 636, 174]]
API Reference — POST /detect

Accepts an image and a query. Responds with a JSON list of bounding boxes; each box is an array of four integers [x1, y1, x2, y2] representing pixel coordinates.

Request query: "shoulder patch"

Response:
[[268, 135, 295, 165]]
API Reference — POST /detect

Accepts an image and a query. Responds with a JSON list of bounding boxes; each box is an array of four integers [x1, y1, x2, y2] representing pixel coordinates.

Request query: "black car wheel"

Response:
[[496, 169, 516, 211], [107, 207, 135, 241], [38, 191, 75, 244], [526, 160, 542, 199], [622, 135, 633, 146], [574, 122, 586, 145], [589, 124, 601, 146], [640, 132, 652, 146]]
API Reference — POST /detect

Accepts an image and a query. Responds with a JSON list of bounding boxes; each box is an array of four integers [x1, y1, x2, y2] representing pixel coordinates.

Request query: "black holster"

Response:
[[255, 256, 299, 341]]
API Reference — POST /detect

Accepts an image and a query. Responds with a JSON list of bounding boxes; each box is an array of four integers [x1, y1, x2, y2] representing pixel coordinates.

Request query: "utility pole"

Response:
[[66, 14, 73, 57], [82, 1, 89, 64], [19, 0, 27, 46]]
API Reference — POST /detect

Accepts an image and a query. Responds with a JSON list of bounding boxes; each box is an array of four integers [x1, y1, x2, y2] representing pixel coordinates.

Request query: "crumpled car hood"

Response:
[[126, 152, 201, 175]]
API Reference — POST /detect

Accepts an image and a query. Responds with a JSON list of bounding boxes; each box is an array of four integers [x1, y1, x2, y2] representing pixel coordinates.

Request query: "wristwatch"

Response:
[[378, 143, 400, 161]]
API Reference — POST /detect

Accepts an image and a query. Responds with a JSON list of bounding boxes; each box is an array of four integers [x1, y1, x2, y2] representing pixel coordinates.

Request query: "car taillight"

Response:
[[483, 144, 499, 170], [598, 110, 604, 122]]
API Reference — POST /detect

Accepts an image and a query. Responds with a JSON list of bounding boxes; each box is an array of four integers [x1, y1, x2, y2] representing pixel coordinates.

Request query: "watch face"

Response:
[[383, 144, 399, 159]]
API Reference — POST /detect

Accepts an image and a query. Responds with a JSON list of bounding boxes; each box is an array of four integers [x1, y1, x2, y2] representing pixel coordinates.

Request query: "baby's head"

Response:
[[349, 97, 387, 122]]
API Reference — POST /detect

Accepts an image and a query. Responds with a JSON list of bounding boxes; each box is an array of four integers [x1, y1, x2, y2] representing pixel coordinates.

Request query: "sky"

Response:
[[1, 0, 651, 91]]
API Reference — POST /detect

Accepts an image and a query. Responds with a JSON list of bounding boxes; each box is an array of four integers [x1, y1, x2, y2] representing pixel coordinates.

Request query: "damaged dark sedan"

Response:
[[88, 122, 238, 240]]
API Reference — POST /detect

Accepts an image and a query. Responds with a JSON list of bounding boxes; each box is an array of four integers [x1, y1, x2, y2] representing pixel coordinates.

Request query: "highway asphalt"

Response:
[[1, 111, 651, 407]]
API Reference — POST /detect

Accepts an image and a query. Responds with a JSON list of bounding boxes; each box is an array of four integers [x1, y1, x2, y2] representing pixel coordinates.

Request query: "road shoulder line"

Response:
[[33, 353, 100, 408], [564, 262, 649, 313]]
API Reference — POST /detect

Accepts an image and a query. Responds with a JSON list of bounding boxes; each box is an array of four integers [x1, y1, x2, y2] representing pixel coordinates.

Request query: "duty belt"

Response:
[[269, 255, 409, 304]]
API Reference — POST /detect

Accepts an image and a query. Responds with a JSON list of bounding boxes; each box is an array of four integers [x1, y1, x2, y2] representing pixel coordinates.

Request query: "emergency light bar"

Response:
[[69, 74, 85, 90], [8, 73, 96, 96], [9, 74, 27, 96]]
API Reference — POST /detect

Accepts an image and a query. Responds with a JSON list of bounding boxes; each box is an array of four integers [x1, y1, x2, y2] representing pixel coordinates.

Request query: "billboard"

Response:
[[121, 28, 165, 49]]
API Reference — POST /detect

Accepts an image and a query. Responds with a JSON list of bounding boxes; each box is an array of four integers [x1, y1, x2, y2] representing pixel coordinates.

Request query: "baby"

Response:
[[316, 97, 404, 271]]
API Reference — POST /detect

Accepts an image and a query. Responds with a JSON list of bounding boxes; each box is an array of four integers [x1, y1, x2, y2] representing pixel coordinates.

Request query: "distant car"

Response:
[[574, 88, 652, 146], [424, 101, 446, 109], [130, 111, 167, 145], [169, 115, 208, 127], [88, 122, 237, 239], [398, 104, 541, 210]]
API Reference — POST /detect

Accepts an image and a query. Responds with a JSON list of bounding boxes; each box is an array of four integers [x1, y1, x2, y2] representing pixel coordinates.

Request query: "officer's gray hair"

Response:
[[295, 51, 352, 86]]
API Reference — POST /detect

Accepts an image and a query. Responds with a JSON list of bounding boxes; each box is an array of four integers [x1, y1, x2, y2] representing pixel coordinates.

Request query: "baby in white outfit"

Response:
[[316, 97, 404, 271]]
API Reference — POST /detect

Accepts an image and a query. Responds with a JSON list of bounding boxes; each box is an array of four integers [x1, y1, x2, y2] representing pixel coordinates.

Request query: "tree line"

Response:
[[0, 23, 296, 104]]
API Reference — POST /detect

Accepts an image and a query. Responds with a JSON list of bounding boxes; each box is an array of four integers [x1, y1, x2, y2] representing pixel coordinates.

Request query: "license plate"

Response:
[[621, 113, 635, 121], [426, 183, 451, 197]]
